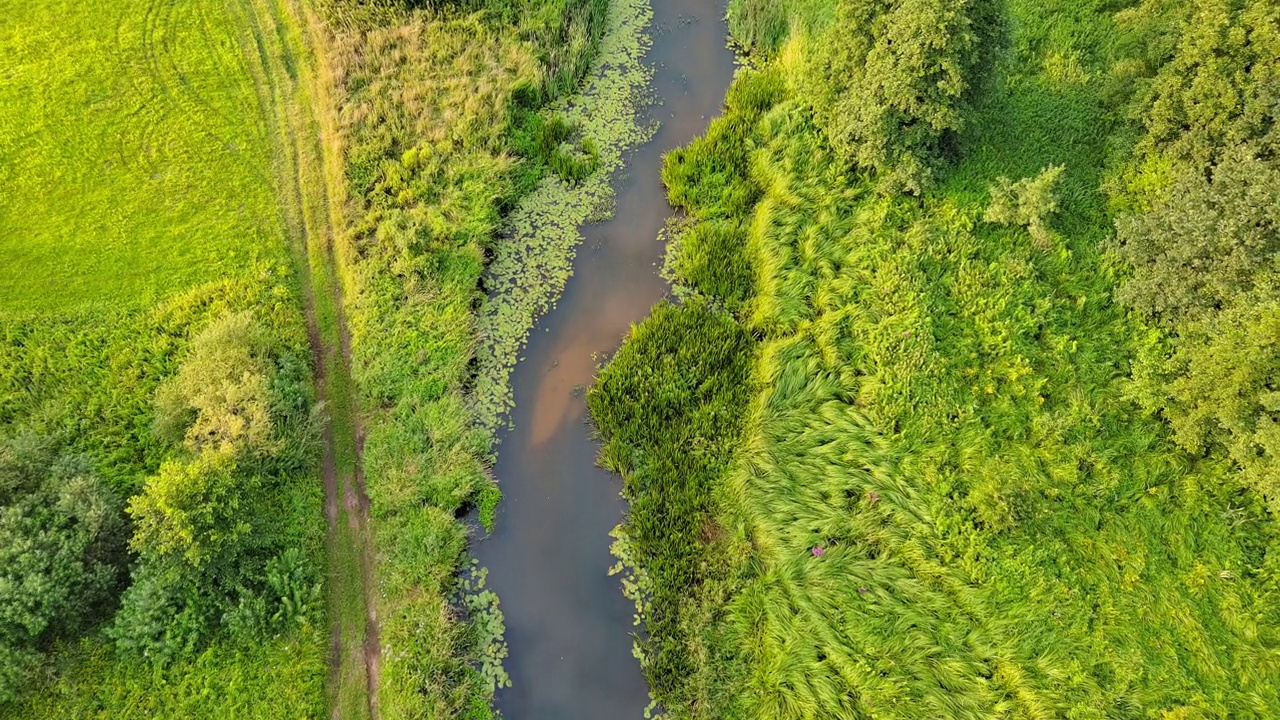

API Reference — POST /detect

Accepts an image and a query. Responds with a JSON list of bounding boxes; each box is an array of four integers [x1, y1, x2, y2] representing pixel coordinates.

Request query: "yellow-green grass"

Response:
[[0, 0, 284, 314]]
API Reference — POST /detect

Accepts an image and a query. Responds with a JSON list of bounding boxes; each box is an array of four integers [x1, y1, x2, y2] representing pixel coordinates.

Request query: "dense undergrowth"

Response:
[[473, 0, 656, 437], [0, 272, 327, 717], [591, 0, 1280, 717], [314, 0, 614, 715]]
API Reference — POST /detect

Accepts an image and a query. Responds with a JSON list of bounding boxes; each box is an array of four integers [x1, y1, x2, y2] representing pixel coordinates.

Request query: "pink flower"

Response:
[[867, 491, 880, 504], [811, 546, 825, 557]]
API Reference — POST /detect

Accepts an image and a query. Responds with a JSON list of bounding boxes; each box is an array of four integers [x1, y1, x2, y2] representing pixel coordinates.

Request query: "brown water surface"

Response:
[[471, 2, 736, 717]]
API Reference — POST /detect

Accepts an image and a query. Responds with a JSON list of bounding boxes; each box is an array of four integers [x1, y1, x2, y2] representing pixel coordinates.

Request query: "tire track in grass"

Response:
[[232, 0, 380, 717]]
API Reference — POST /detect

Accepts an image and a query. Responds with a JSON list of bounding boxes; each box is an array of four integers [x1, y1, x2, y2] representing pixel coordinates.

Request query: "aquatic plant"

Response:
[[473, 0, 657, 440]]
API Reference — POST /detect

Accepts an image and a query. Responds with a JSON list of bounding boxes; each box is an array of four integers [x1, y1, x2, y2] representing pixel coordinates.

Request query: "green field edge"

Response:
[[231, 0, 378, 718]]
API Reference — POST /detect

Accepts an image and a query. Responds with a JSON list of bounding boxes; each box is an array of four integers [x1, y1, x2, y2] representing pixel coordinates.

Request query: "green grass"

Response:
[[10, 633, 326, 719], [0, 0, 286, 315], [590, 0, 1280, 717]]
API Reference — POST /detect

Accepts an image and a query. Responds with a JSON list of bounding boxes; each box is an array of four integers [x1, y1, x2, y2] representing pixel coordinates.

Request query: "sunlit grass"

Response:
[[0, 0, 285, 315], [591, 0, 1280, 717]]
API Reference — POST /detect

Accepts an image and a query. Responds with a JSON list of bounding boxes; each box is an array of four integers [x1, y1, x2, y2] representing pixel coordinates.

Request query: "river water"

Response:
[[470, 2, 736, 718]]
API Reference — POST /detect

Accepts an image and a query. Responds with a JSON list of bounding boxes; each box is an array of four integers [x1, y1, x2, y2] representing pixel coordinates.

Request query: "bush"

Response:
[[800, 0, 998, 193], [984, 165, 1066, 248], [0, 435, 124, 702], [110, 311, 321, 666]]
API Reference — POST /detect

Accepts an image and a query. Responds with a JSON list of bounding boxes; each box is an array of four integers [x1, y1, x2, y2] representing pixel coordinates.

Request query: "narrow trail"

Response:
[[233, 0, 380, 717]]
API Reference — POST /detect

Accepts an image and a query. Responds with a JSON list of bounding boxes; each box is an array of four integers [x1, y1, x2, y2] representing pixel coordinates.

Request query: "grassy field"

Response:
[[0, 0, 328, 716], [0, 0, 283, 315], [592, 0, 1280, 717]]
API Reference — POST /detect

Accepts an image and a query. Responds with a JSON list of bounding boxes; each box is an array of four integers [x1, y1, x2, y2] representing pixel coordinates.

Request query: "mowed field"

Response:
[[0, 0, 282, 314]]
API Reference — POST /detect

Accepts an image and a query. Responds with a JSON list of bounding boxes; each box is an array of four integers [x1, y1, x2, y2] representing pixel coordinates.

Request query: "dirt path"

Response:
[[232, 0, 381, 717]]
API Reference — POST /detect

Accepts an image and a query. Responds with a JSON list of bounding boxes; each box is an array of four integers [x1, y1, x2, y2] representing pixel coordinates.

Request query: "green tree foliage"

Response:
[[154, 313, 274, 457], [1136, 303, 1280, 507], [984, 165, 1066, 248], [110, 311, 319, 665], [1112, 0, 1280, 510], [800, 0, 997, 193], [127, 453, 251, 574], [0, 435, 123, 703], [1115, 151, 1280, 323], [1135, 0, 1279, 173]]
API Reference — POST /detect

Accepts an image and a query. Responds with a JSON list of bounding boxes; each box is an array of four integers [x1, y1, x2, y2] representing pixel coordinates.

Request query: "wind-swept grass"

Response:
[[591, 0, 1280, 717]]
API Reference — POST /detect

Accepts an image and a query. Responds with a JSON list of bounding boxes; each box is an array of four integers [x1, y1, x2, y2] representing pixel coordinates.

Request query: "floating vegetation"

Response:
[[473, 0, 657, 440]]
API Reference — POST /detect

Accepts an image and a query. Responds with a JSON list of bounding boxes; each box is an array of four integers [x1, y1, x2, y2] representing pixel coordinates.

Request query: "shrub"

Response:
[[0, 435, 124, 702], [799, 0, 998, 193], [984, 165, 1066, 248]]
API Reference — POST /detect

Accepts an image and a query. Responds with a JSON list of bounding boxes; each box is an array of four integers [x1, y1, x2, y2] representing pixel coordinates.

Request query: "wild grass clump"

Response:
[[588, 302, 756, 713]]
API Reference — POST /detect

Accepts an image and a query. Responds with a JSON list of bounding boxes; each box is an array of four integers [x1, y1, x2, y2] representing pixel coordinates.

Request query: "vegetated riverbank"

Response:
[[308, 0, 624, 716], [590, 0, 1280, 717], [472, 0, 656, 441], [470, 0, 737, 717]]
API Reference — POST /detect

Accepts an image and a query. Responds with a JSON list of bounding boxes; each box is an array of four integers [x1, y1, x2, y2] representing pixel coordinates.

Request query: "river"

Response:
[[470, 1, 737, 718]]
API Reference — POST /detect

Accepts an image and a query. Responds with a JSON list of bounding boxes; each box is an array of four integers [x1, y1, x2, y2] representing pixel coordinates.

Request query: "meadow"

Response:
[[0, 0, 284, 314], [0, 0, 327, 715], [591, 0, 1280, 717]]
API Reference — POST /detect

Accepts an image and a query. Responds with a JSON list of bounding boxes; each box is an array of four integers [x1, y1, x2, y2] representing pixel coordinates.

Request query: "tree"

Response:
[[0, 434, 123, 703], [801, 0, 997, 193], [1113, 150, 1280, 325], [153, 311, 276, 457], [126, 451, 255, 574], [1131, 303, 1280, 511], [1136, 0, 1279, 172]]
